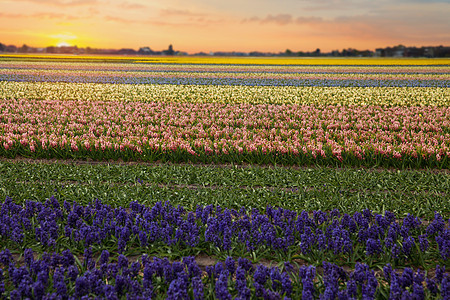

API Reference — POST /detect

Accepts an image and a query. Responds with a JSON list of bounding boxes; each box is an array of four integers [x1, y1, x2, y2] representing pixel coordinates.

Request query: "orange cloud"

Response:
[[159, 8, 207, 17], [118, 2, 147, 9], [260, 14, 294, 25], [0, 12, 81, 20], [13, 0, 98, 6]]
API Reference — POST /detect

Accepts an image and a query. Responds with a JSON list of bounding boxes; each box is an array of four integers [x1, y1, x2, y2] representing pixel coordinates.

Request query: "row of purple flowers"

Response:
[[1, 73, 447, 87], [0, 247, 448, 299], [0, 197, 448, 267]]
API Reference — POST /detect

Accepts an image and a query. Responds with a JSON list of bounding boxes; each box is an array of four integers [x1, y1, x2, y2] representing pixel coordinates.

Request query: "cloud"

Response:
[[118, 2, 146, 9], [395, 0, 450, 2], [241, 16, 259, 23], [104, 15, 130, 23], [159, 8, 207, 17], [243, 14, 323, 25], [0, 12, 82, 20], [240, 7, 450, 47], [102, 7, 222, 27], [104, 15, 173, 25], [262, 14, 293, 25], [103, 14, 220, 28], [11, 0, 98, 6], [295, 16, 324, 24], [0, 12, 27, 18], [242, 14, 294, 25], [34, 12, 83, 20], [317, 9, 450, 45], [292, 0, 376, 12]]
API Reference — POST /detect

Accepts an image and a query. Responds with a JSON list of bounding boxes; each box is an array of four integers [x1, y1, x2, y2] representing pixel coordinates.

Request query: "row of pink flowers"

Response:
[[1, 99, 449, 165]]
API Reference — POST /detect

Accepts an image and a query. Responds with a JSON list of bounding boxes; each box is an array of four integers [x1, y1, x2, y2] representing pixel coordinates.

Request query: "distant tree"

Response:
[[0, 43, 5, 52], [285, 49, 292, 56], [5, 45, 17, 52], [18, 44, 29, 53], [46, 46, 56, 53]]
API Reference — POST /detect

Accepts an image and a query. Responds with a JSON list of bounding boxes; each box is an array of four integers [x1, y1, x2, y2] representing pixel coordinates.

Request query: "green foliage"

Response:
[[1, 161, 448, 218]]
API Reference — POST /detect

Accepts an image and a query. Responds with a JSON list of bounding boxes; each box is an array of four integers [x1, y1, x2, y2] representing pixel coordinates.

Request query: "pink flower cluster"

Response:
[[1, 98, 449, 166]]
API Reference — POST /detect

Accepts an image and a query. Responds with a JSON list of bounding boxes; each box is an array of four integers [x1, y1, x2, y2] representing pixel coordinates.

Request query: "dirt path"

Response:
[[1, 156, 449, 174]]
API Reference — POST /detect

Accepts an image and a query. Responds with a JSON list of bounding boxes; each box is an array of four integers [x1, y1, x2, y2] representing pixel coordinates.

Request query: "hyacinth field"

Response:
[[0, 55, 449, 299]]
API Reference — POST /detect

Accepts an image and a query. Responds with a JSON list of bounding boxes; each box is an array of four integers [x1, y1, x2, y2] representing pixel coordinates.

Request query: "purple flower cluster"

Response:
[[2, 72, 447, 87], [383, 264, 450, 299], [0, 247, 204, 299], [0, 197, 449, 266], [0, 248, 448, 299]]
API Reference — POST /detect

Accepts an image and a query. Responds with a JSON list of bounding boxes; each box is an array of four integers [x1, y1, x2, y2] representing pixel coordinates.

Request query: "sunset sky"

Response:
[[0, 0, 449, 53]]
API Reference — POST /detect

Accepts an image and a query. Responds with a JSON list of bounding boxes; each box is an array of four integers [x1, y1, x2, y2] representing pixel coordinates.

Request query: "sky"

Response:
[[0, 0, 449, 53]]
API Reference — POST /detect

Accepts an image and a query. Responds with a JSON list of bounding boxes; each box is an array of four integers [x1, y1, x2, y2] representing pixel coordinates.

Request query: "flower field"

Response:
[[0, 59, 449, 87], [0, 55, 449, 299], [2, 97, 450, 168]]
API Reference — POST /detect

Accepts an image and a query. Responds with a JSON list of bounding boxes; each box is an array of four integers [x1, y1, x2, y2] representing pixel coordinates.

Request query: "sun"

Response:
[[56, 41, 71, 47], [49, 33, 78, 47]]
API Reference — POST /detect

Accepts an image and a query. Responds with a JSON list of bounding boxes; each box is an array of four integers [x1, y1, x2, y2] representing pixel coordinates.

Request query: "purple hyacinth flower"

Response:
[[9, 290, 21, 300], [225, 257, 236, 276], [74, 276, 90, 298], [99, 250, 110, 265], [67, 265, 79, 281], [236, 267, 247, 293], [402, 236, 415, 256], [281, 272, 292, 296], [0, 249, 12, 265], [441, 276, 449, 300], [61, 250, 75, 268], [389, 274, 402, 299], [383, 264, 393, 282], [192, 276, 204, 300], [182, 256, 201, 279], [270, 267, 282, 290], [215, 271, 232, 300], [366, 238, 383, 256], [418, 234, 429, 252], [33, 280, 46, 299]]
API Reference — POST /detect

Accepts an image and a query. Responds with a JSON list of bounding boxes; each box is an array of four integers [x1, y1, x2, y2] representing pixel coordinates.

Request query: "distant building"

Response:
[[393, 49, 405, 57], [138, 47, 154, 55], [249, 51, 268, 56], [424, 48, 434, 58], [163, 44, 175, 55], [375, 48, 384, 57]]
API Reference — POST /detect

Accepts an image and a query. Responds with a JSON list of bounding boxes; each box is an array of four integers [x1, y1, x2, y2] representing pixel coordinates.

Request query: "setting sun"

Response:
[[49, 33, 77, 48], [56, 41, 71, 47]]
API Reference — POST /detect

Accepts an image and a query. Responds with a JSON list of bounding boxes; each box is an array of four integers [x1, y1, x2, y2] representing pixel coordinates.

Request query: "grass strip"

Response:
[[1, 161, 448, 218]]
